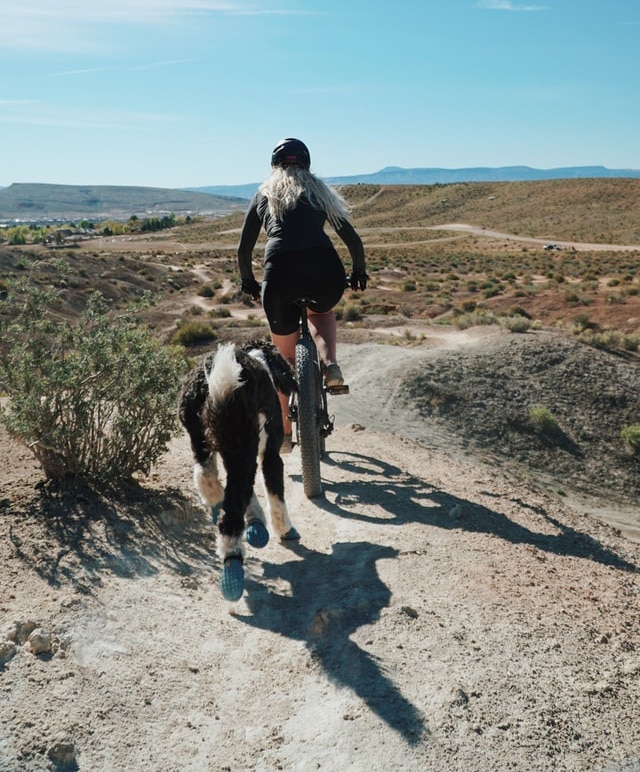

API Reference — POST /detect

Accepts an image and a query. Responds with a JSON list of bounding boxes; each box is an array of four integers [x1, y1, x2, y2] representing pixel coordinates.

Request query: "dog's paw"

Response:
[[246, 520, 270, 549], [221, 555, 244, 602]]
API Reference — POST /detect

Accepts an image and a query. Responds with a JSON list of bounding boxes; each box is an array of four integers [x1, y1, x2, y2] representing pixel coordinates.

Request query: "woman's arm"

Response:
[[335, 219, 367, 279], [237, 195, 262, 284]]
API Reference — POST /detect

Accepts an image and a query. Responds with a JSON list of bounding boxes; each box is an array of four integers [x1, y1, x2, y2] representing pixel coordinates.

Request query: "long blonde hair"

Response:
[[259, 166, 351, 229]]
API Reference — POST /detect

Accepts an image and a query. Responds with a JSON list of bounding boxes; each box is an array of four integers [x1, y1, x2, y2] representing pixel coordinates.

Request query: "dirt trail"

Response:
[[1, 333, 640, 771], [433, 223, 640, 252]]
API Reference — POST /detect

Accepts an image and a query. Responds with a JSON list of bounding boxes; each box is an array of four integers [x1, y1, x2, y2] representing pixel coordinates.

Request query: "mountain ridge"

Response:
[[2, 165, 640, 221], [0, 182, 247, 222], [190, 164, 640, 200]]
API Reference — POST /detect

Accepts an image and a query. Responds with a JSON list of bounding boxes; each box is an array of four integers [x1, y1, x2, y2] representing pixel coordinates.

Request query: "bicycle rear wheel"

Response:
[[295, 334, 323, 498]]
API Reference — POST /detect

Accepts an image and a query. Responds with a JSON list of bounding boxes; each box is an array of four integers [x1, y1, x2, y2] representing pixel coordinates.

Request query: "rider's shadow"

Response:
[[238, 541, 426, 745], [319, 451, 638, 571]]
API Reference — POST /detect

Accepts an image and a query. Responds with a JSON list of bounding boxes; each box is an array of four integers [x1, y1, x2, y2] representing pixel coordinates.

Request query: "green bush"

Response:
[[0, 285, 186, 483], [621, 424, 640, 453], [9, 231, 27, 245], [341, 304, 363, 322], [576, 329, 639, 352], [197, 282, 217, 298], [209, 307, 231, 319], [171, 320, 218, 346], [528, 405, 559, 434], [450, 309, 497, 330], [501, 315, 531, 333]]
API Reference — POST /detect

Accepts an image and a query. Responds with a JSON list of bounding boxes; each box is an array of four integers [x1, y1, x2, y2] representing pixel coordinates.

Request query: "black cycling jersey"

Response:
[[237, 191, 365, 283], [237, 190, 366, 335]]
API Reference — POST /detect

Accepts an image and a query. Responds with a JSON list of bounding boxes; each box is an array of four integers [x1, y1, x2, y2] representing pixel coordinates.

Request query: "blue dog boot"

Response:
[[211, 505, 220, 526], [281, 526, 301, 541], [220, 554, 244, 602], [245, 520, 270, 549]]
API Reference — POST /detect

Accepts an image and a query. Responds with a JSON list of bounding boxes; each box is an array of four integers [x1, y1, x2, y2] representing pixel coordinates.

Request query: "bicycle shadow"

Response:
[[237, 540, 426, 745], [316, 450, 637, 572]]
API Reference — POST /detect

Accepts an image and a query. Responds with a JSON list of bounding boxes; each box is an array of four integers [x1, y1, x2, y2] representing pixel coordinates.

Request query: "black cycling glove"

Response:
[[347, 271, 368, 291], [241, 277, 261, 301]]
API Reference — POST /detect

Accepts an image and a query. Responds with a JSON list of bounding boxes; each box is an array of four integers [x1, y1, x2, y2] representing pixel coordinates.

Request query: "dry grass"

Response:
[[346, 178, 640, 244], [338, 180, 640, 336], [2, 179, 640, 344]]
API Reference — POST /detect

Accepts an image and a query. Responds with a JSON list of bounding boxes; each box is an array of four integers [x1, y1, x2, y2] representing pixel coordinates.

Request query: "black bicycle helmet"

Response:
[[271, 138, 311, 169]]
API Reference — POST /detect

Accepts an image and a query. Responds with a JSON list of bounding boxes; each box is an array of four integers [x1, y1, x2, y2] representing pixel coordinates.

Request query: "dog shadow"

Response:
[[237, 540, 426, 745], [316, 450, 637, 572]]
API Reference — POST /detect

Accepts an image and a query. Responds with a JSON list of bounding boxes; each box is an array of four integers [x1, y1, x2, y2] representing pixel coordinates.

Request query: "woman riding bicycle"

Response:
[[237, 137, 367, 443]]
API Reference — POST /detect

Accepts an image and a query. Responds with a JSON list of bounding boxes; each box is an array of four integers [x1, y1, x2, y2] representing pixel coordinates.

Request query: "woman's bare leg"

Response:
[[307, 310, 337, 365]]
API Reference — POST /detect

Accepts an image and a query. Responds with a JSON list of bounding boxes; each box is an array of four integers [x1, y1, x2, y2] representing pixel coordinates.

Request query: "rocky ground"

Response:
[[1, 325, 640, 771]]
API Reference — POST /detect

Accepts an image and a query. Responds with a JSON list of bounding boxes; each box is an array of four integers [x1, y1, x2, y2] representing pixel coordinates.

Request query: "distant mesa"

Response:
[[0, 182, 247, 223], [2, 166, 639, 222], [190, 164, 640, 200]]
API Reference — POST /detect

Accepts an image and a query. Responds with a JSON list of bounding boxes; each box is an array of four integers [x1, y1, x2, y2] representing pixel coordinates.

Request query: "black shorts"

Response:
[[262, 247, 347, 335]]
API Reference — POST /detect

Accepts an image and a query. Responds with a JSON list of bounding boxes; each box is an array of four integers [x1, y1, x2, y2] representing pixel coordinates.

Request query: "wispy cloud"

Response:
[[0, 1, 300, 52], [476, 0, 548, 10], [0, 99, 184, 131], [54, 59, 196, 77]]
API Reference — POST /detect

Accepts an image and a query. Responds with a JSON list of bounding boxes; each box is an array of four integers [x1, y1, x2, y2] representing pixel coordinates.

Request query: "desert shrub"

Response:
[[209, 307, 231, 318], [341, 304, 363, 322], [9, 231, 27, 246], [171, 320, 218, 346], [197, 282, 217, 298], [482, 284, 503, 299], [577, 329, 640, 353], [622, 334, 640, 352], [585, 330, 623, 350], [621, 424, 640, 453], [449, 309, 497, 330], [570, 314, 597, 334], [509, 305, 531, 319], [501, 315, 531, 333], [0, 285, 186, 483], [528, 405, 559, 435], [366, 303, 394, 315]]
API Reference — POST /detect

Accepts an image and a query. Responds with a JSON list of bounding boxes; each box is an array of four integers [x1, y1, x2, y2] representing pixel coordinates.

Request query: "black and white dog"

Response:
[[178, 339, 299, 601]]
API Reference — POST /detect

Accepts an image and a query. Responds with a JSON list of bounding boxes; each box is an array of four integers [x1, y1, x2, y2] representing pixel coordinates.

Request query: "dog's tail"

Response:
[[205, 343, 243, 402]]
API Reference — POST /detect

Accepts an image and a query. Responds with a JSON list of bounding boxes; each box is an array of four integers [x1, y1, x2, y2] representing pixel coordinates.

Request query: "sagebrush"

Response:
[[621, 424, 640, 453], [0, 276, 186, 484]]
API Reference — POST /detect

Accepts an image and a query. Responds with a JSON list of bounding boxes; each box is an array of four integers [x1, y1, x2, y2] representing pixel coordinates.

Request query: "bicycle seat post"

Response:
[[296, 299, 312, 337]]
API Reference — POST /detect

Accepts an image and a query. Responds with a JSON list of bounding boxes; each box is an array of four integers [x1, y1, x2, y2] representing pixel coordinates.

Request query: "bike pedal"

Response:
[[327, 384, 349, 395]]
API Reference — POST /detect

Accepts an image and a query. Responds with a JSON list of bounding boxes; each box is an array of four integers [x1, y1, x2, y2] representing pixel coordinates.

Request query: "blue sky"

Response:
[[1, 0, 638, 188]]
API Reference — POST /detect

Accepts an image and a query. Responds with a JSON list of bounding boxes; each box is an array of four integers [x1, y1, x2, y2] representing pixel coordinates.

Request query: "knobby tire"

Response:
[[295, 335, 323, 499]]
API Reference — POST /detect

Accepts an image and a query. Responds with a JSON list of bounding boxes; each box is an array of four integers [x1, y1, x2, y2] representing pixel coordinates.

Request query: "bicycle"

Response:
[[287, 300, 348, 499]]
